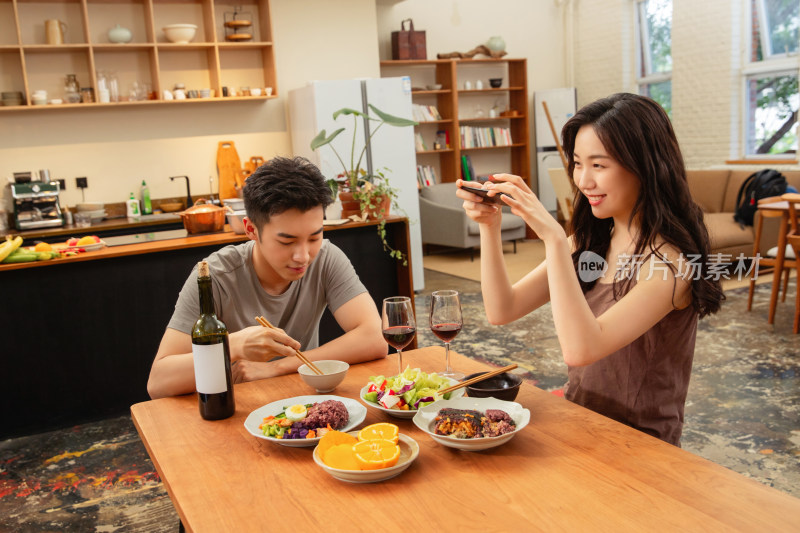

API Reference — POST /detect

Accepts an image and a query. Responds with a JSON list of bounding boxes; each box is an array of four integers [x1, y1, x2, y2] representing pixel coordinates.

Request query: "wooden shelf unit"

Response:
[[381, 58, 531, 186], [0, 0, 276, 111]]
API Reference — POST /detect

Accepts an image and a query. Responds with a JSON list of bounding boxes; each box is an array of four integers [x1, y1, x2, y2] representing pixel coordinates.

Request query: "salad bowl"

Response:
[[359, 368, 465, 419], [412, 397, 530, 451], [312, 431, 420, 483], [244, 395, 366, 448]]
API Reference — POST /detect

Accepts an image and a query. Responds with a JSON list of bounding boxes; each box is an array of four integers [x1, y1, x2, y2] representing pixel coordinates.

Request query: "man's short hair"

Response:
[[243, 156, 333, 231]]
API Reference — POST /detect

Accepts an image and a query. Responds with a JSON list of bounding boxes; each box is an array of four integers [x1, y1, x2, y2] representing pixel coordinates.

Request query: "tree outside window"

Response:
[[745, 0, 799, 156], [637, 0, 672, 115]]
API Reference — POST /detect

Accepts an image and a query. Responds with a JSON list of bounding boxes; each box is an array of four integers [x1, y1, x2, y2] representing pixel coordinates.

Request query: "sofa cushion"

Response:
[[419, 182, 461, 207], [704, 212, 754, 252], [686, 170, 729, 213]]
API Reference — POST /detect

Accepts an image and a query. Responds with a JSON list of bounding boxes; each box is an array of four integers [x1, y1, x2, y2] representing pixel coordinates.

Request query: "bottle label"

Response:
[[192, 343, 227, 394]]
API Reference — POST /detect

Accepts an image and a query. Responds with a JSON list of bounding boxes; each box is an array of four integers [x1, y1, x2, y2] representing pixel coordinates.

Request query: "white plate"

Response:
[[359, 377, 465, 419], [312, 431, 419, 483], [78, 240, 106, 251], [412, 397, 530, 451], [243, 395, 367, 448]]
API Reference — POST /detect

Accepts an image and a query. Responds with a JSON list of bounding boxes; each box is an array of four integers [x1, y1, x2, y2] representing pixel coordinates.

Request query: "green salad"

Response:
[[362, 366, 453, 411]]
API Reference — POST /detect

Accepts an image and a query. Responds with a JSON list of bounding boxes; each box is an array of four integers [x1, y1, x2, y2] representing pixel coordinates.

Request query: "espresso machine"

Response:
[[10, 173, 64, 230]]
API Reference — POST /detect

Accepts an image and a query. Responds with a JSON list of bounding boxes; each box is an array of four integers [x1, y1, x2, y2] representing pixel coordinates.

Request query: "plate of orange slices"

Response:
[[312, 423, 419, 483]]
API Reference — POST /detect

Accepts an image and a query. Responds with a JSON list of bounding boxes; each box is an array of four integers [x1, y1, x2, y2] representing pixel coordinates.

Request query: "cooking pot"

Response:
[[179, 199, 230, 234]]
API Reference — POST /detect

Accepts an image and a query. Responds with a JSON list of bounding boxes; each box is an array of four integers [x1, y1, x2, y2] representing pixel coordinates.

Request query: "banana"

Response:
[[0, 236, 23, 262]]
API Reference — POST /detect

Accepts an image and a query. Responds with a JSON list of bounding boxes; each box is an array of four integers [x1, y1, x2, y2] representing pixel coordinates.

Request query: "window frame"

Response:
[[740, 0, 800, 160], [635, 0, 672, 112]]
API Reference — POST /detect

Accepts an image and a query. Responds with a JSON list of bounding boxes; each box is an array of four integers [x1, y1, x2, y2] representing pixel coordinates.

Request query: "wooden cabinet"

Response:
[[380, 58, 531, 186], [0, 0, 276, 111]]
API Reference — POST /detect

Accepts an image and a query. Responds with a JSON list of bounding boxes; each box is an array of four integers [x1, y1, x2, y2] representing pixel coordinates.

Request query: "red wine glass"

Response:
[[382, 296, 416, 375], [429, 290, 464, 380]]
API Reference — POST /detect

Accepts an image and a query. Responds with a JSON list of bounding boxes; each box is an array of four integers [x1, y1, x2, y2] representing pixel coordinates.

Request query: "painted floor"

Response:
[[1, 271, 798, 531]]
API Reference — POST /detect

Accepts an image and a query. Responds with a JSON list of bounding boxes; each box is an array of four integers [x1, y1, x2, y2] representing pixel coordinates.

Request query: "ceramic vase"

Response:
[[108, 24, 132, 43]]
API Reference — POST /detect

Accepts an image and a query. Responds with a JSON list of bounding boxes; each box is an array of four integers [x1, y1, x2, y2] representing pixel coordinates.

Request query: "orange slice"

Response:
[[352, 439, 400, 470], [323, 443, 361, 470], [357, 422, 399, 444], [317, 430, 357, 461]]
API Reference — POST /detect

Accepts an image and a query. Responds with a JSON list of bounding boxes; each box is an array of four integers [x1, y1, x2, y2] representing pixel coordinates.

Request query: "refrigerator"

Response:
[[534, 88, 577, 213], [289, 77, 424, 291]]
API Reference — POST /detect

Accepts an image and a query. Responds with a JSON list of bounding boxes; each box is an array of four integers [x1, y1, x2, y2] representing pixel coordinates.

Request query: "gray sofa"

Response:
[[418, 182, 526, 259]]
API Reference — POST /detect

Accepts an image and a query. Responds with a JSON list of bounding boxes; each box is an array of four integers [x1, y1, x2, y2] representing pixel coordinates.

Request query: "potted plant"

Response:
[[311, 104, 417, 263]]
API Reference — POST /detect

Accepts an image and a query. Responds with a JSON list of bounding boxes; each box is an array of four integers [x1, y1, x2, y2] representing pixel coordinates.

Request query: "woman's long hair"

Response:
[[563, 93, 723, 317]]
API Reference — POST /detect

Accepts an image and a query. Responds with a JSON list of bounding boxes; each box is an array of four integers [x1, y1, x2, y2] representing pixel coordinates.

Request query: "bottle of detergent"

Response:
[[141, 179, 152, 215], [126, 192, 140, 219]]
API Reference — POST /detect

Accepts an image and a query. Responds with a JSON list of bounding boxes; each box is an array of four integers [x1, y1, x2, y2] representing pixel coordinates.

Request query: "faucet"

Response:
[[170, 175, 193, 209]]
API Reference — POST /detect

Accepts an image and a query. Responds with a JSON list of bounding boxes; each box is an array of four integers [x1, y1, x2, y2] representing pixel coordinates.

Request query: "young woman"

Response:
[[456, 93, 723, 446]]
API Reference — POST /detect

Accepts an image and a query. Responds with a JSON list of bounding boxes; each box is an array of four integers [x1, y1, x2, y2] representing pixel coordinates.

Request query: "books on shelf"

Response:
[[412, 104, 442, 122], [416, 164, 439, 188], [459, 126, 513, 149], [414, 132, 427, 152], [460, 154, 476, 181]]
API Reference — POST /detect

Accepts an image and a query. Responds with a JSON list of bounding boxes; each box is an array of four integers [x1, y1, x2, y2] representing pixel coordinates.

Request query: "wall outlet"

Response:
[[57, 179, 66, 190], [76, 177, 88, 188]]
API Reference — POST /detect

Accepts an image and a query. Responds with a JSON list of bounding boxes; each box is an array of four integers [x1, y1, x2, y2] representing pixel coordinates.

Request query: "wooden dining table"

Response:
[[131, 347, 800, 532]]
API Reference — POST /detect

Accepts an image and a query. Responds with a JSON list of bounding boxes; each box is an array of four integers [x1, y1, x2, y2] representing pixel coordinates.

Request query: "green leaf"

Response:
[[333, 107, 366, 120], [310, 128, 346, 150], [368, 104, 418, 127]]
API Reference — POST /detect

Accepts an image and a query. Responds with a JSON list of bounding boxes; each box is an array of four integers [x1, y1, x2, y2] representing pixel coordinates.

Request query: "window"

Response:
[[744, 0, 800, 156], [636, 0, 672, 115]]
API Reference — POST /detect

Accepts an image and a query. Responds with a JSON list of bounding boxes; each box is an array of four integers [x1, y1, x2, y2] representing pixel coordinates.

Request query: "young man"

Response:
[[147, 156, 387, 399]]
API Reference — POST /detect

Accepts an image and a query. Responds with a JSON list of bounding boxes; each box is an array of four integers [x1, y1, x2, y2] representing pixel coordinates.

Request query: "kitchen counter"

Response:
[[1, 213, 185, 245], [0, 216, 414, 438]]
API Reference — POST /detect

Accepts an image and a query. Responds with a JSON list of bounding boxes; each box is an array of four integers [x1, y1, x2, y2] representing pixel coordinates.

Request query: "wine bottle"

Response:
[[191, 260, 235, 420]]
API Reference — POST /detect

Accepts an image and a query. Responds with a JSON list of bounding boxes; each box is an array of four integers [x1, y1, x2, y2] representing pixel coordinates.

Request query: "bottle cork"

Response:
[[198, 260, 209, 277]]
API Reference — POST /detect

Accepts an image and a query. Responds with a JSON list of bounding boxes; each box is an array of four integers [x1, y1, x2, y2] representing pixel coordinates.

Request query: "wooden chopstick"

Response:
[[255, 316, 324, 375], [438, 364, 519, 395]]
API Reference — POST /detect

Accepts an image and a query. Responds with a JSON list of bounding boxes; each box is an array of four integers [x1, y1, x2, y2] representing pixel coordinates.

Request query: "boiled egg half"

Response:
[[285, 404, 307, 422]]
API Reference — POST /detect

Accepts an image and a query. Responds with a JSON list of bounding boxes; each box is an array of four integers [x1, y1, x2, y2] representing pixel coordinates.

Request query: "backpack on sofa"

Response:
[[733, 169, 788, 226]]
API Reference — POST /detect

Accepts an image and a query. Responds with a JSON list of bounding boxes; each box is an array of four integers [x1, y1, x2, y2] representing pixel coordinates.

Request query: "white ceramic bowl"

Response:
[[412, 397, 530, 451], [243, 395, 366, 448], [223, 198, 245, 211], [312, 431, 420, 483], [226, 210, 246, 234], [163, 24, 197, 44], [358, 377, 465, 419], [298, 360, 349, 393]]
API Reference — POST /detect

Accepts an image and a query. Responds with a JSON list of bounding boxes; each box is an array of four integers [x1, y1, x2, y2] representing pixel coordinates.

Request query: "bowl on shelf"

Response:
[[463, 371, 522, 401], [297, 360, 349, 393], [489, 78, 503, 88], [163, 24, 197, 44], [426, 83, 443, 90]]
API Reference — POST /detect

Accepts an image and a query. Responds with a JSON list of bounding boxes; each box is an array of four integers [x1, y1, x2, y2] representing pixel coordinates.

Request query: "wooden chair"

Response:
[[783, 193, 800, 333], [747, 195, 798, 320]]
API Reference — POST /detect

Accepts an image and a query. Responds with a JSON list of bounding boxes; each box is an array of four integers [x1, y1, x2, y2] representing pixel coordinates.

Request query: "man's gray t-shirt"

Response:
[[168, 239, 367, 350]]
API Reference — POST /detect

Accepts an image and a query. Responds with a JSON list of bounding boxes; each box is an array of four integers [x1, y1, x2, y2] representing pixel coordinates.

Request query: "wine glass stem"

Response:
[[397, 349, 403, 375], [444, 342, 451, 372]]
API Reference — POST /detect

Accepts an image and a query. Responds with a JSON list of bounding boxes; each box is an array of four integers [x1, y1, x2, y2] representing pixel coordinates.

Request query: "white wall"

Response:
[[0, 0, 381, 207]]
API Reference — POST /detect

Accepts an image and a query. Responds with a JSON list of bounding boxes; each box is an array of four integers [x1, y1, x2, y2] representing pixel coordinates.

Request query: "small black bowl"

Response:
[[489, 78, 503, 88], [464, 371, 521, 401]]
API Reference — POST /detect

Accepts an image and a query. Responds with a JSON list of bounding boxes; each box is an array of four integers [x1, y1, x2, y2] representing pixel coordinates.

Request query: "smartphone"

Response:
[[459, 184, 510, 204]]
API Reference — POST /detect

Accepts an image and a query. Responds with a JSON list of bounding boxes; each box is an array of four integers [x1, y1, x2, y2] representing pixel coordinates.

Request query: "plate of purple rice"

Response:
[[244, 395, 367, 447]]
